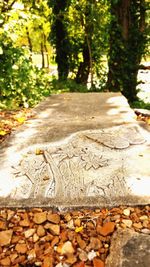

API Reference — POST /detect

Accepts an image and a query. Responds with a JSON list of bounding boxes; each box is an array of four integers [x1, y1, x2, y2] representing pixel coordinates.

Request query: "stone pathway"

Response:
[[0, 93, 149, 208], [0, 92, 150, 266]]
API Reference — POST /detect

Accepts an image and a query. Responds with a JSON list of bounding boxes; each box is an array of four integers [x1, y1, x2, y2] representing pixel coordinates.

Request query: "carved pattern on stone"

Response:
[[80, 153, 108, 171], [85, 125, 145, 149], [11, 125, 145, 200]]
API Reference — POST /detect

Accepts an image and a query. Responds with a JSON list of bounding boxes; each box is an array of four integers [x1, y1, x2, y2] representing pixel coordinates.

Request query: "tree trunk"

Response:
[[107, 0, 146, 103], [43, 34, 49, 68], [107, 0, 131, 92], [49, 0, 70, 81], [41, 42, 45, 68], [75, 40, 90, 85], [86, 33, 93, 88], [26, 27, 33, 61], [75, 1, 93, 86]]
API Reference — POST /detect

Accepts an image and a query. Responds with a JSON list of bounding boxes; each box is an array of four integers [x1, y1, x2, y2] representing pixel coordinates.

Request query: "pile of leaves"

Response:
[[0, 109, 34, 143], [135, 109, 150, 125]]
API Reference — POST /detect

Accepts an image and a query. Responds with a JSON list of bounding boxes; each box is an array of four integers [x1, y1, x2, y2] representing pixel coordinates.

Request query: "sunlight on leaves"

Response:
[[0, 130, 8, 136], [0, 47, 3, 54], [16, 117, 26, 123], [75, 226, 83, 233]]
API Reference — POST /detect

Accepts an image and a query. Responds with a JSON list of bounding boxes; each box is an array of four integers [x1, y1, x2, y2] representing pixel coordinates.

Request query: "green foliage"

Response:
[[0, 1, 53, 110], [48, 0, 110, 86], [131, 99, 150, 110], [68, 0, 110, 85], [50, 78, 88, 93], [50, 77, 109, 93], [107, 0, 148, 103], [0, 0, 149, 109], [0, 34, 51, 109]]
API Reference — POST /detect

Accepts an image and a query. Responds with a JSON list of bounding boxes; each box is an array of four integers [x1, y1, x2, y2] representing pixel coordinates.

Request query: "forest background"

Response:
[[0, 0, 150, 110]]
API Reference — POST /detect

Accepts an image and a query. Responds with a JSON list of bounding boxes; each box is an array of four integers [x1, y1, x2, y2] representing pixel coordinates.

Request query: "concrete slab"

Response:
[[106, 229, 150, 267], [0, 93, 149, 209]]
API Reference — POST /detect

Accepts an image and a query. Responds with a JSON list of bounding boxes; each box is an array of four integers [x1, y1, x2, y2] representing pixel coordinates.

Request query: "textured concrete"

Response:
[[106, 229, 150, 267], [0, 93, 149, 208]]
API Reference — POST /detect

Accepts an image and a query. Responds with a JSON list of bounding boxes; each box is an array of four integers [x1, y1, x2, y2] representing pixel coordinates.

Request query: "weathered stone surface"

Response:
[[51, 236, 59, 247], [74, 262, 85, 267], [77, 235, 87, 250], [47, 213, 60, 224], [33, 233, 39, 242], [44, 223, 60, 235], [66, 255, 77, 265], [37, 225, 46, 237], [60, 241, 75, 255], [0, 220, 6, 229], [27, 249, 36, 260], [0, 206, 149, 266], [88, 250, 97, 261], [106, 229, 150, 267], [24, 228, 35, 238], [79, 250, 88, 261], [139, 215, 148, 221], [0, 256, 11, 266], [19, 218, 30, 227], [33, 212, 47, 224], [97, 222, 115, 236], [133, 222, 143, 229], [15, 243, 28, 254], [1, 123, 149, 208], [43, 256, 53, 267], [122, 219, 133, 228], [0, 230, 13, 246], [93, 257, 105, 267], [0, 93, 149, 208], [123, 208, 131, 216], [87, 237, 102, 250]]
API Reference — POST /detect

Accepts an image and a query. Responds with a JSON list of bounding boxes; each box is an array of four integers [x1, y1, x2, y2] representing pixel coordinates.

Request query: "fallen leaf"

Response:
[[16, 117, 26, 123], [0, 130, 8, 136], [0, 108, 32, 144], [75, 226, 83, 233], [35, 148, 44, 155]]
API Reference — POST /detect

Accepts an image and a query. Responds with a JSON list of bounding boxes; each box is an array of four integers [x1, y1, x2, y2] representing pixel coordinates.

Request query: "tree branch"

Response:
[[8, 0, 17, 9], [1, 0, 16, 13]]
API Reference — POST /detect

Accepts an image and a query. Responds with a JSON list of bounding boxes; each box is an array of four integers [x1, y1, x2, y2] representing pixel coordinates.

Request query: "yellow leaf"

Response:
[[146, 118, 150, 125], [35, 148, 44, 155], [16, 117, 26, 123], [75, 226, 83, 233], [0, 130, 7, 136]]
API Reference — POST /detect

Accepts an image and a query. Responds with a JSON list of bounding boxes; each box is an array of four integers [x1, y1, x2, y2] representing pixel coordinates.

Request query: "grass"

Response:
[[131, 99, 150, 110]]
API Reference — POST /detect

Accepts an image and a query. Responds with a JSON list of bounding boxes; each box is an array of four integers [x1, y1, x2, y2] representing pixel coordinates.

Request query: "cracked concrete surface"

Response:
[[0, 93, 149, 209]]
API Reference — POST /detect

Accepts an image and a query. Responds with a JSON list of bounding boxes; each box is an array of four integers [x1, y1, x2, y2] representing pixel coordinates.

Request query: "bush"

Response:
[[131, 99, 150, 110], [50, 78, 88, 93], [0, 36, 51, 109]]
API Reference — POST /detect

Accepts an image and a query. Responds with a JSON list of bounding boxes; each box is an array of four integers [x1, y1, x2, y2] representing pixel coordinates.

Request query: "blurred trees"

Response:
[[107, 0, 148, 103], [0, 0, 51, 108], [48, 0, 71, 80], [0, 0, 149, 108]]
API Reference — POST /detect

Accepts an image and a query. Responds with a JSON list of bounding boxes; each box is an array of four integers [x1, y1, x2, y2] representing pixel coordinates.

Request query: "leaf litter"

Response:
[[0, 108, 35, 143]]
